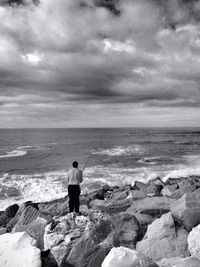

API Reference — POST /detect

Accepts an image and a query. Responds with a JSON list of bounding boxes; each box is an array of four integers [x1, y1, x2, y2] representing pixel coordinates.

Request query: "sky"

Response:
[[0, 0, 200, 128]]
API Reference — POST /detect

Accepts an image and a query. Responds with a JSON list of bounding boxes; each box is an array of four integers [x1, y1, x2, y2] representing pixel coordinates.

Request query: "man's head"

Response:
[[72, 161, 78, 168]]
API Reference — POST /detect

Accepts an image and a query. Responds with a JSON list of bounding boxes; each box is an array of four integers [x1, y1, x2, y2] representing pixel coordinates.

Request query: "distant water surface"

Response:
[[0, 128, 200, 209]]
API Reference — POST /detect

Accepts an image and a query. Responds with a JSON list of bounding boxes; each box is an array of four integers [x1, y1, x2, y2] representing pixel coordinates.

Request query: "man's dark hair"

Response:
[[72, 161, 78, 168]]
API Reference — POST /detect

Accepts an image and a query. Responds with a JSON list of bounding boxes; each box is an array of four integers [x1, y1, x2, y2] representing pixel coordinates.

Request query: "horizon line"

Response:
[[0, 126, 200, 130]]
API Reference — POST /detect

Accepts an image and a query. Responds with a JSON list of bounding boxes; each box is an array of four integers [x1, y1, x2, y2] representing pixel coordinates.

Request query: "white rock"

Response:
[[101, 247, 137, 267], [101, 246, 154, 267], [136, 212, 189, 261], [44, 222, 65, 250], [188, 224, 200, 258], [0, 231, 41, 267]]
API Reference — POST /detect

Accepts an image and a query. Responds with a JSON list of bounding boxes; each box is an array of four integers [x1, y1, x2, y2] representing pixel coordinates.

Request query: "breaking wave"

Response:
[[0, 149, 27, 159], [92, 145, 146, 156], [138, 156, 175, 165]]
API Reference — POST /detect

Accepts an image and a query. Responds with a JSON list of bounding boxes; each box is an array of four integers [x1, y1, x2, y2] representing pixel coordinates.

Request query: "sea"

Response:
[[0, 127, 200, 210]]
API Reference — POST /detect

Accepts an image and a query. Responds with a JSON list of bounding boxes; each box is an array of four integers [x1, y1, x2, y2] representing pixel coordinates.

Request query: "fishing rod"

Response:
[[82, 154, 93, 172]]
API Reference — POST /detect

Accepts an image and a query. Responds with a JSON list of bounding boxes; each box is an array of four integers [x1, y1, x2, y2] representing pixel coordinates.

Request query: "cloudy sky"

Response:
[[0, 0, 200, 128]]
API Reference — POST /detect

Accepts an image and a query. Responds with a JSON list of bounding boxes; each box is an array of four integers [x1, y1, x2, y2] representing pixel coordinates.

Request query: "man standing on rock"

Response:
[[67, 161, 83, 214]]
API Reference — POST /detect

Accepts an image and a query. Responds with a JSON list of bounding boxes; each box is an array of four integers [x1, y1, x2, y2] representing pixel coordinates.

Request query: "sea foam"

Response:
[[0, 149, 27, 159], [92, 145, 146, 156]]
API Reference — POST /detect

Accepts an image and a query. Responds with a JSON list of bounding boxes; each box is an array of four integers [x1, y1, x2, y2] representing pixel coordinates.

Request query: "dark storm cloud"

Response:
[[0, 0, 200, 127]]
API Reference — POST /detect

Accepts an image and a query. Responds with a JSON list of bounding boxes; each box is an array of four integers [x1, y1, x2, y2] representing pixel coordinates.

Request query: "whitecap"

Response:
[[92, 145, 146, 156], [138, 157, 159, 165], [162, 167, 200, 182], [0, 149, 27, 159]]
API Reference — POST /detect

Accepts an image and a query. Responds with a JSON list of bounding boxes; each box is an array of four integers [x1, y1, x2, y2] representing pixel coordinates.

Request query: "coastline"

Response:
[[1, 175, 200, 266]]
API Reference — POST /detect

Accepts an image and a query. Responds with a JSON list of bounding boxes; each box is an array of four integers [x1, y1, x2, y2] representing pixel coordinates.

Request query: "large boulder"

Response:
[[102, 246, 158, 267], [13, 217, 47, 250], [38, 198, 69, 217], [0, 203, 19, 227], [127, 197, 175, 217], [125, 209, 154, 226], [188, 224, 200, 258], [125, 210, 155, 239], [89, 199, 133, 214], [136, 212, 189, 261], [80, 243, 112, 267], [161, 184, 179, 198], [41, 250, 58, 267], [111, 212, 139, 248], [14, 205, 42, 226], [0, 231, 41, 267], [7, 202, 28, 231], [65, 219, 112, 267], [131, 190, 146, 200], [170, 191, 200, 231], [134, 181, 163, 197], [158, 256, 200, 267]]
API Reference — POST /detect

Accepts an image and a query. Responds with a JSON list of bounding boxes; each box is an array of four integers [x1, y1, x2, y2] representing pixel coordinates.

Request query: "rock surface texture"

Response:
[[102, 246, 158, 267], [1, 177, 200, 266], [170, 191, 200, 231], [158, 256, 200, 267], [188, 224, 200, 258], [136, 212, 189, 261], [0, 231, 41, 267]]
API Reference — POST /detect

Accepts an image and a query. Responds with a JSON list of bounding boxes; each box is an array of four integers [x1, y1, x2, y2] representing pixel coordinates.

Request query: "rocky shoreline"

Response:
[[1, 175, 200, 266]]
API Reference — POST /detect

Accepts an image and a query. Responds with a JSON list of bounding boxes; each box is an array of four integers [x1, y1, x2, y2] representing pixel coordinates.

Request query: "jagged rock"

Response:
[[7, 203, 28, 231], [161, 185, 178, 198], [65, 219, 112, 267], [41, 250, 58, 267], [188, 224, 200, 258], [54, 220, 71, 235], [145, 183, 163, 197], [0, 203, 19, 227], [0, 228, 7, 235], [125, 209, 155, 238], [158, 256, 200, 267], [81, 243, 112, 267], [44, 220, 75, 266], [102, 246, 158, 267], [16, 205, 41, 225], [38, 198, 69, 217], [12, 217, 47, 250], [5, 203, 19, 218], [0, 231, 41, 267], [134, 181, 163, 197], [190, 177, 200, 189], [131, 190, 146, 200], [136, 212, 189, 261], [51, 244, 70, 266], [111, 190, 129, 201], [151, 177, 165, 187], [44, 224, 65, 250], [170, 186, 195, 199], [7, 202, 50, 232], [111, 212, 139, 248], [127, 197, 175, 217], [170, 191, 200, 231], [134, 181, 147, 191], [44, 213, 96, 265], [125, 209, 154, 226], [80, 189, 106, 206], [89, 198, 133, 213]]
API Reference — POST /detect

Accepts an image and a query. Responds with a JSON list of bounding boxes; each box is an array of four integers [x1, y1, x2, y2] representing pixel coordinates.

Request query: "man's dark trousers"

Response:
[[68, 184, 80, 213]]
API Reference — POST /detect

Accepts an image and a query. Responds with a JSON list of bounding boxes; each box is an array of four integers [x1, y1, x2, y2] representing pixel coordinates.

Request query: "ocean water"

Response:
[[0, 128, 200, 209]]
